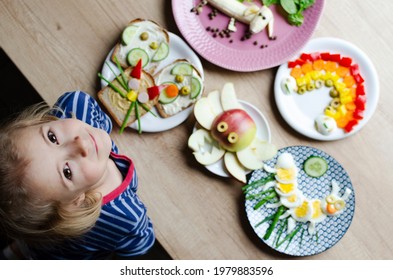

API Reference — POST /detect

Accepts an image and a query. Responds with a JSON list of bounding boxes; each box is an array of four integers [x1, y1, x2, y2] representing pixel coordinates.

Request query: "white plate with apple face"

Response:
[[274, 37, 379, 140], [100, 32, 204, 132], [203, 100, 271, 178]]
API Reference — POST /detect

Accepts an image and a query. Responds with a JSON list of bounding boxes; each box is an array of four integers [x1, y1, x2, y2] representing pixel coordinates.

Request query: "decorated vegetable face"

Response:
[[210, 109, 257, 152], [283, 51, 367, 135], [188, 82, 277, 183]]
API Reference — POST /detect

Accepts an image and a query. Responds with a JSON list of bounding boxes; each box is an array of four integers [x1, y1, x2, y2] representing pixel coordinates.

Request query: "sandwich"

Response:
[[154, 59, 204, 118], [97, 60, 160, 133], [111, 18, 170, 74]]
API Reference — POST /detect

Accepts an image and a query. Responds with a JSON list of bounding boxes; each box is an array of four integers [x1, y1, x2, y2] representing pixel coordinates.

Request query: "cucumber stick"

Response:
[[303, 156, 328, 178]]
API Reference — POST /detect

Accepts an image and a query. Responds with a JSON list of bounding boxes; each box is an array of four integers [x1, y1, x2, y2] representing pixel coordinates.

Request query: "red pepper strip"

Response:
[[300, 53, 312, 62], [310, 52, 321, 61], [354, 73, 364, 84], [320, 52, 331, 60], [350, 63, 360, 76], [344, 119, 358, 133], [288, 58, 305, 68], [353, 109, 364, 120], [355, 94, 367, 110], [330, 53, 341, 63], [356, 83, 366, 96], [147, 86, 160, 100], [340, 56, 352, 67]]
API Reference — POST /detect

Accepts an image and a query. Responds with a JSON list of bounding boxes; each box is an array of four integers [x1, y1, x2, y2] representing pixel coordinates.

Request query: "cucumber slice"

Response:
[[121, 25, 138, 45], [152, 42, 169, 62], [127, 48, 149, 67], [159, 82, 178, 104], [303, 156, 328, 178], [190, 77, 202, 99], [171, 62, 193, 75]]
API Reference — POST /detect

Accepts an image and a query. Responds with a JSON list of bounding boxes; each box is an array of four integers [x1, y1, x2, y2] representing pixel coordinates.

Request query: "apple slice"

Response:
[[224, 152, 248, 183], [236, 138, 277, 170], [193, 97, 217, 130], [221, 82, 243, 111], [188, 129, 225, 165], [207, 90, 224, 116]]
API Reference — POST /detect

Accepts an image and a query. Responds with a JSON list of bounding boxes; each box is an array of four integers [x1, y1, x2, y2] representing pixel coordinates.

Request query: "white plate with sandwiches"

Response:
[[100, 22, 204, 133]]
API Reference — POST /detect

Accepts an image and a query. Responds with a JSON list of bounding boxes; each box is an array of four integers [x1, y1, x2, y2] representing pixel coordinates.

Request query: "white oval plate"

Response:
[[202, 100, 271, 178], [101, 32, 204, 132], [274, 37, 379, 141]]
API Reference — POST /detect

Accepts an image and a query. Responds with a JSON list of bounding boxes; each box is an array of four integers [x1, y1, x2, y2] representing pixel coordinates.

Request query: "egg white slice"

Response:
[[280, 190, 304, 208]]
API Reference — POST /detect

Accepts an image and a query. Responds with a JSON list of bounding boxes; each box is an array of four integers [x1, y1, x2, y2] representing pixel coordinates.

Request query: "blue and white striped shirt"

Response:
[[30, 91, 155, 259]]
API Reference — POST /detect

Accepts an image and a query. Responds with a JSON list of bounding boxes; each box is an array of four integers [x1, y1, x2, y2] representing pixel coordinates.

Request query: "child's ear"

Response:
[[72, 193, 86, 207]]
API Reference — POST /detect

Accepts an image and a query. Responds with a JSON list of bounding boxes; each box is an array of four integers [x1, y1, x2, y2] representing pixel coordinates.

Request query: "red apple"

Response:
[[211, 109, 257, 152]]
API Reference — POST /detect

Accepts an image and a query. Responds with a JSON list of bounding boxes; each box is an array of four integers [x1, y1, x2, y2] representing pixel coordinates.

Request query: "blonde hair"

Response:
[[0, 103, 102, 244]]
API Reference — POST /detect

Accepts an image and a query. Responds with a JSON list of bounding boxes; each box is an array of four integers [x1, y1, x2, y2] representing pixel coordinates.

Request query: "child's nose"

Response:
[[70, 136, 88, 157]]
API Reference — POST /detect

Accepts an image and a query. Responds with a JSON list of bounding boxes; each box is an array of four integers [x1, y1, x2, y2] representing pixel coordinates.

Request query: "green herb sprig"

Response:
[[262, 0, 316, 26]]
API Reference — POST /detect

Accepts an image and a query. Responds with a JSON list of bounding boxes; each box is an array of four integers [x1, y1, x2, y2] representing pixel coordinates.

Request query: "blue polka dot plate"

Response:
[[245, 146, 355, 256]]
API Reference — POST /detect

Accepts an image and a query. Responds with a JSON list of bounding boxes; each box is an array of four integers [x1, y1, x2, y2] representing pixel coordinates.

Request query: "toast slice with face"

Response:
[[154, 59, 204, 118], [111, 18, 170, 74], [97, 66, 158, 128]]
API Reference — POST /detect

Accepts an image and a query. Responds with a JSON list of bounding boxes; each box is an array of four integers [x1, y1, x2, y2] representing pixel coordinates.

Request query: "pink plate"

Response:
[[172, 0, 325, 72]]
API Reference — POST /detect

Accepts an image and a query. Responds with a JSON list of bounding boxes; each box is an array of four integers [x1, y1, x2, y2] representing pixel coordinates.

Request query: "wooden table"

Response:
[[1, 0, 393, 260]]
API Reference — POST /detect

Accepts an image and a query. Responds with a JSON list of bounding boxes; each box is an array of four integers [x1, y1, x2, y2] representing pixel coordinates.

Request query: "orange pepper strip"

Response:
[[336, 66, 349, 77], [344, 75, 356, 87], [346, 102, 357, 111], [336, 117, 350, 128], [312, 59, 325, 71], [325, 61, 338, 72], [349, 88, 356, 98], [301, 63, 313, 74], [290, 66, 303, 79], [165, 84, 179, 98]]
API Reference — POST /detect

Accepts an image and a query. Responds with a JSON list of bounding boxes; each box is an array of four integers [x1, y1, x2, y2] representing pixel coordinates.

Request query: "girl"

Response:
[[0, 91, 155, 259]]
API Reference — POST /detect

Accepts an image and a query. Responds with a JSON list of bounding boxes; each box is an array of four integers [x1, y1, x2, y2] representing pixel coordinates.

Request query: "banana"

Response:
[[206, 0, 274, 36]]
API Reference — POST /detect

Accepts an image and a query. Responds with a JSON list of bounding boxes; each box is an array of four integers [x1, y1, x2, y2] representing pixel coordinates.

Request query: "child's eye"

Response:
[[48, 131, 58, 144], [63, 164, 72, 180]]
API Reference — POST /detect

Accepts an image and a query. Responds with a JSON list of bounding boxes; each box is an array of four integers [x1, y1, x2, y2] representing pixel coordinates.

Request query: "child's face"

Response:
[[17, 118, 113, 204]]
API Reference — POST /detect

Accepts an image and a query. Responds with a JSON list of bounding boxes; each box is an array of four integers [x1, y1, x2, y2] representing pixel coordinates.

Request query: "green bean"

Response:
[[113, 56, 130, 91], [276, 224, 302, 249], [253, 192, 277, 210], [245, 188, 275, 200], [263, 205, 286, 240], [97, 73, 126, 98], [119, 101, 135, 134], [242, 174, 275, 193], [274, 219, 287, 247], [299, 228, 305, 249], [254, 213, 275, 228], [135, 102, 141, 134]]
